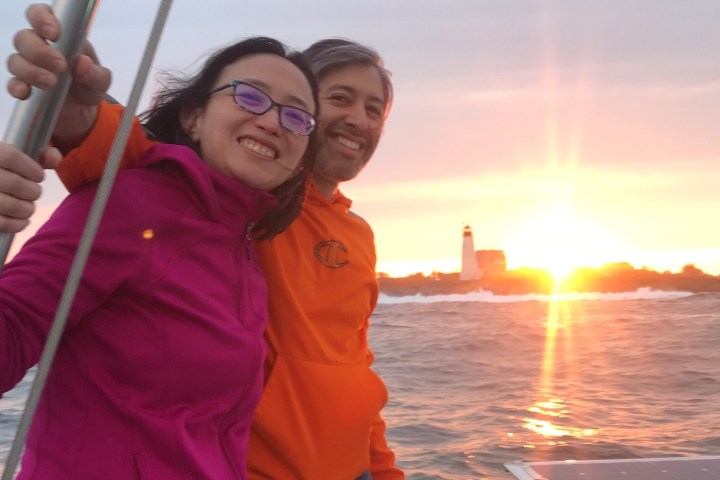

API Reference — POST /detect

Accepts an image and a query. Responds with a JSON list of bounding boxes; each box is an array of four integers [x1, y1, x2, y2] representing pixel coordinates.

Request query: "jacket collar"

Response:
[[137, 144, 276, 235], [305, 181, 353, 210]]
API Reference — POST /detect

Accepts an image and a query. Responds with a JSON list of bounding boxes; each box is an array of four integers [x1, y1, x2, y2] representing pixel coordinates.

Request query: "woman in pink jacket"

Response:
[[0, 36, 318, 480]]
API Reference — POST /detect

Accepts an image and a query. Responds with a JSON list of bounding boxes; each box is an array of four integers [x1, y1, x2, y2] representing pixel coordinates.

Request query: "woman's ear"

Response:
[[180, 106, 202, 143]]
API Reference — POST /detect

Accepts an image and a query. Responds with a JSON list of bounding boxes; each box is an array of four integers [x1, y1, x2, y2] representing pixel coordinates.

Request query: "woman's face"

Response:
[[182, 54, 315, 190]]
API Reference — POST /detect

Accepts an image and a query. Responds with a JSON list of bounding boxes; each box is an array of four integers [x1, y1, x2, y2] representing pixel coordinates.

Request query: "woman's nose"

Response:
[[254, 106, 282, 134]]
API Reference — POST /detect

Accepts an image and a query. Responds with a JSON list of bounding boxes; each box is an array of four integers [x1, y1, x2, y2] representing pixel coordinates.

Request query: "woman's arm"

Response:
[[0, 172, 147, 393]]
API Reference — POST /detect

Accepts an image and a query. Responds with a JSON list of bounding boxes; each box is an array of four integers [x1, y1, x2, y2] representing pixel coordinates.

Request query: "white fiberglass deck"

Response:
[[505, 456, 720, 479]]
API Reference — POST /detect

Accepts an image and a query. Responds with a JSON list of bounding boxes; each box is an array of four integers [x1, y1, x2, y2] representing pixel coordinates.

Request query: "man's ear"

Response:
[[180, 106, 202, 143]]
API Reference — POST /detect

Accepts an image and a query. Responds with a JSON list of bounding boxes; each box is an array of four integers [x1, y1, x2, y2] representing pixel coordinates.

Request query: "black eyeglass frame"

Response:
[[208, 80, 317, 136]]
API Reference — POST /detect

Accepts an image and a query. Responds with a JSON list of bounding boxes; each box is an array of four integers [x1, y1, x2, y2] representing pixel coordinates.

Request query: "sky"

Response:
[[1, 0, 719, 277]]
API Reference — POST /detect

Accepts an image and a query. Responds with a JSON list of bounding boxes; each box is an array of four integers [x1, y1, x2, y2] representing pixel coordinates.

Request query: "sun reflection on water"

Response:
[[521, 289, 601, 448], [522, 398, 599, 441]]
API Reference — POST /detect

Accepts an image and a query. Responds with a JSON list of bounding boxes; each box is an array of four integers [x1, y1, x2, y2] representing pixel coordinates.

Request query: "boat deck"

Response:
[[505, 455, 720, 479]]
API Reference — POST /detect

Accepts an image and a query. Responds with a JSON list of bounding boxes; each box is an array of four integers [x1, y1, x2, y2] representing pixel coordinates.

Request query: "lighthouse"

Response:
[[460, 225, 481, 280]]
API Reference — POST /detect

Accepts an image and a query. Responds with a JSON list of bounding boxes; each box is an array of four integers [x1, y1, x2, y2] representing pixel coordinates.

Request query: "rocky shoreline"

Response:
[[378, 263, 720, 297]]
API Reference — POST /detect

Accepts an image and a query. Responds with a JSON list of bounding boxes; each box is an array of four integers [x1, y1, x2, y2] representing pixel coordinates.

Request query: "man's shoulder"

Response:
[[299, 201, 371, 228], [347, 209, 371, 227]]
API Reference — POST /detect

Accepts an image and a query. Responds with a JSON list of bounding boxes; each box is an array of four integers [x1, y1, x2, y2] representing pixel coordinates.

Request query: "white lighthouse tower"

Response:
[[460, 225, 480, 280]]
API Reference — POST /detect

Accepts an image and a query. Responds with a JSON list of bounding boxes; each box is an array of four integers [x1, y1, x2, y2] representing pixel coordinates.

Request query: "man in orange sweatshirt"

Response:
[[2, 5, 404, 480]]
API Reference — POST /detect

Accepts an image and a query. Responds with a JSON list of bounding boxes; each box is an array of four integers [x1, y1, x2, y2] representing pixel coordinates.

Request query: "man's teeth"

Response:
[[338, 136, 360, 150], [240, 138, 276, 159]]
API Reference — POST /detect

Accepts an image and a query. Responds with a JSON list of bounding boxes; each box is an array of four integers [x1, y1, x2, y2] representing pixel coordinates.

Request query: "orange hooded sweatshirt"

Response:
[[57, 100, 405, 480]]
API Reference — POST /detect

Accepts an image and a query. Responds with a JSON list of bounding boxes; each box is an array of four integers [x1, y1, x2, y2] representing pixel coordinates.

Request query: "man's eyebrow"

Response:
[[244, 78, 312, 110]]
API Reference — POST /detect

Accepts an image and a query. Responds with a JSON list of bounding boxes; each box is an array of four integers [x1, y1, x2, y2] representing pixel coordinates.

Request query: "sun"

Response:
[[506, 209, 623, 280]]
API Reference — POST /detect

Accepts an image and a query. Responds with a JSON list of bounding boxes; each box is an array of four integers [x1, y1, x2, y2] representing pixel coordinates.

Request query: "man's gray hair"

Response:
[[302, 38, 393, 116]]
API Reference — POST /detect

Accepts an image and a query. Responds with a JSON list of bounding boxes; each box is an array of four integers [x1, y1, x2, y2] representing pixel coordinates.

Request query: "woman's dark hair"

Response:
[[140, 37, 319, 240]]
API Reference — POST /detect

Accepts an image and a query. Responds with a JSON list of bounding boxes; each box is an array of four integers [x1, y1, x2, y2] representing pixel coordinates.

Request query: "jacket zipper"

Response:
[[131, 453, 143, 480], [217, 229, 264, 479], [244, 221, 255, 260]]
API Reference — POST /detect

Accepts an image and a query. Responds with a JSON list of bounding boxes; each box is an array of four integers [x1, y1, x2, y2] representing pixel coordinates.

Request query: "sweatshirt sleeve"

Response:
[[55, 100, 157, 192], [0, 182, 149, 394], [369, 413, 405, 479]]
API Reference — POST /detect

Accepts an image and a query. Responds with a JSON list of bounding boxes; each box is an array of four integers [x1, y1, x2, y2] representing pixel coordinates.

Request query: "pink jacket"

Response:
[[0, 144, 273, 479]]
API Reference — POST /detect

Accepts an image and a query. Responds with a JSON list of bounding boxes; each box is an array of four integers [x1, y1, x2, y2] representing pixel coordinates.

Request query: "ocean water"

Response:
[[2, 289, 720, 479], [373, 289, 720, 479]]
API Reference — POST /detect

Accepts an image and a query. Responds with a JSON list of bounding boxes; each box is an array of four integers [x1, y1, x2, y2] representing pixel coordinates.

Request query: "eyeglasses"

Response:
[[208, 80, 316, 136]]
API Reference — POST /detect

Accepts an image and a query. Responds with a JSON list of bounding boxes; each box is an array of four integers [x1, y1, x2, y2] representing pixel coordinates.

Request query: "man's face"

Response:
[[313, 64, 387, 185]]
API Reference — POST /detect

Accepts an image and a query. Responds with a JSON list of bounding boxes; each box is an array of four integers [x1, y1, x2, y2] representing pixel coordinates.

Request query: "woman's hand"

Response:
[[6, 3, 112, 154]]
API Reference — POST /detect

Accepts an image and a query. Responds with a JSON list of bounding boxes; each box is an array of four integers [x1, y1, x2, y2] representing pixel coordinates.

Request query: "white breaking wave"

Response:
[[377, 287, 696, 305]]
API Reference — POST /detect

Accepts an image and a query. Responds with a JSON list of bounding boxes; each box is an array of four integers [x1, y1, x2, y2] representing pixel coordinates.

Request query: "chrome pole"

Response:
[[0, 3, 100, 477], [1, 0, 174, 476], [0, 0, 100, 271]]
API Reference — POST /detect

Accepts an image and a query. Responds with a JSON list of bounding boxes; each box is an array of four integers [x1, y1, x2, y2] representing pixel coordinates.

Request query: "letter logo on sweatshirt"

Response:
[[314, 240, 349, 269]]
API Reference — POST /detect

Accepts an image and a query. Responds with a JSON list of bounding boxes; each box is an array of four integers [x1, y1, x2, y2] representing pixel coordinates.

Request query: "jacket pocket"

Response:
[[248, 354, 388, 479]]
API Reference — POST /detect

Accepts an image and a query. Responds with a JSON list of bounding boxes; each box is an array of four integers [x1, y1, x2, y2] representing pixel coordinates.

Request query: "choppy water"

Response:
[[2, 289, 720, 479], [373, 289, 720, 479]]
